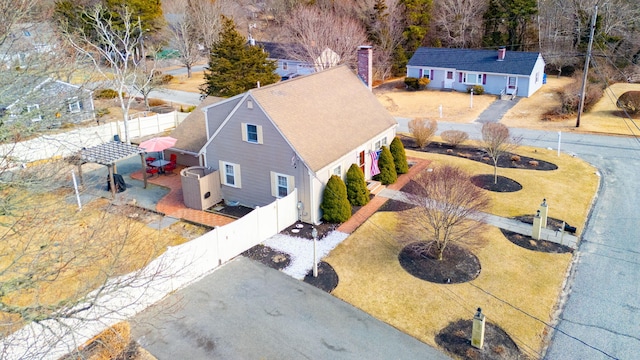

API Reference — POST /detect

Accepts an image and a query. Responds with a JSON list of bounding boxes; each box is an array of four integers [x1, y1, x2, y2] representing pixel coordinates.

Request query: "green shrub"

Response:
[[467, 85, 484, 95], [617, 91, 640, 114], [440, 130, 468, 148], [404, 77, 429, 90], [373, 146, 397, 185], [418, 77, 430, 88], [320, 175, 351, 223], [94, 89, 120, 99], [96, 108, 110, 117], [346, 164, 370, 206], [390, 136, 409, 174]]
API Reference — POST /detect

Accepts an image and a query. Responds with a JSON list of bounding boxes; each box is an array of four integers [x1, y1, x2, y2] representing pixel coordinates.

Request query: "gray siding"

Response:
[[206, 97, 304, 209], [205, 97, 242, 138]]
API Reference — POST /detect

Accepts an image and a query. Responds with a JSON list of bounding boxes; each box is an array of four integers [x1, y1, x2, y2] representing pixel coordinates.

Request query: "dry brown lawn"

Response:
[[165, 71, 207, 93], [0, 180, 201, 336], [325, 147, 598, 356], [374, 81, 495, 123]]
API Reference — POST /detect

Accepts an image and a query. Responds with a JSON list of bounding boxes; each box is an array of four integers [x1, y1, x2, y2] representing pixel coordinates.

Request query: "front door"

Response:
[[358, 151, 365, 175], [444, 71, 454, 88], [507, 76, 517, 94]]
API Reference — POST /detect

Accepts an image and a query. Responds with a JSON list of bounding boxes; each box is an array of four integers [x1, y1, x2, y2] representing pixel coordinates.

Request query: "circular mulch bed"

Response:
[[500, 229, 573, 254], [471, 175, 523, 193], [378, 199, 416, 212], [241, 244, 291, 270], [399, 137, 558, 171], [399, 242, 481, 284], [303, 261, 339, 293], [435, 319, 527, 359]]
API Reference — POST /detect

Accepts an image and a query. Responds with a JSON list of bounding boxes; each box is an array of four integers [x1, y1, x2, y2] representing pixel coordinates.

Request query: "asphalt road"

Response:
[[132, 257, 451, 360], [401, 120, 640, 360]]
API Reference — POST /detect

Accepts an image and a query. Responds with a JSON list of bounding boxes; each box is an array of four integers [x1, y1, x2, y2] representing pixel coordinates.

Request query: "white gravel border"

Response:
[[263, 230, 349, 280]]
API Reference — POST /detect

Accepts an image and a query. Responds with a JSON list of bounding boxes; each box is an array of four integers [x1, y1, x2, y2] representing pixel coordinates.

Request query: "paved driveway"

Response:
[[131, 257, 450, 360]]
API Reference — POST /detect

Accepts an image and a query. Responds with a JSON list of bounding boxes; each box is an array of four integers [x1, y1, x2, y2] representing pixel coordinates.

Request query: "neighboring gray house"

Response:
[[3, 78, 95, 128], [199, 65, 397, 224], [406, 47, 546, 97], [254, 41, 316, 78], [0, 23, 58, 68]]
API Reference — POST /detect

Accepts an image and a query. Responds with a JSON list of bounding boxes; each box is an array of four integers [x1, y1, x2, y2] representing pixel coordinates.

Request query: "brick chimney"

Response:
[[357, 46, 373, 90], [497, 47, 506, 61]]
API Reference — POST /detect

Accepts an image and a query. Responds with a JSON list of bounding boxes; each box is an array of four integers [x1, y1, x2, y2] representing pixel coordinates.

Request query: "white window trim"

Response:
[[68, 97, 81, 113], [241, 123, 263, 144], [220, 161, 241, 188], [373, 136, 387, 150], [332, 165, 342, 177], [463, 72, 483, 85], [271, 171, 294, 198], [27, 104, 41, 122], [421, 68, 431, 79]]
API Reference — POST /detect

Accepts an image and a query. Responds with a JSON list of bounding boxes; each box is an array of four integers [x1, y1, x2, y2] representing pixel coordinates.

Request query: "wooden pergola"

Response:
[[75, 142, 150, 198]]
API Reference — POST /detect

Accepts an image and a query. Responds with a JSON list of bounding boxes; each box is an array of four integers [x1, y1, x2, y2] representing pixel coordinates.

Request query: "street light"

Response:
[[311, 227, 318, 277]]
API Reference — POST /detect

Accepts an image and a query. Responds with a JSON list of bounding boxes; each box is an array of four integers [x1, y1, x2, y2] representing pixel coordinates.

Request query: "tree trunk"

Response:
[[493, 159, 498, 184]]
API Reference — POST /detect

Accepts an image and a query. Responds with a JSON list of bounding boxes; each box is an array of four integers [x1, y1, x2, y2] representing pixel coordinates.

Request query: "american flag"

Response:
[[370, 150, 380, 176]]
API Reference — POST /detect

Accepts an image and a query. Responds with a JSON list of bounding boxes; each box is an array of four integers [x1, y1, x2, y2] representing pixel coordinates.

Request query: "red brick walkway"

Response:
[[337, 157, 431, 234], [130, 168, 235, 228]]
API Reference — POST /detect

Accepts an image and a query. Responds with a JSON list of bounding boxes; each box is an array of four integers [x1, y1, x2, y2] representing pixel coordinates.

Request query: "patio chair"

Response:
[[146, 167, 159, 177], [145, 156, 156, 165], [169, 153, 177, 163], [163, 161, 177, 174]]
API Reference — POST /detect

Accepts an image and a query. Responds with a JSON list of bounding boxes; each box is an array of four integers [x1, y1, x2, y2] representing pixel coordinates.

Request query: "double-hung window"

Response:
[[271, 172, 294, 198], [68, 97, 82, 113], [242, 123, 263, 144], [220, 161, 241, 188]]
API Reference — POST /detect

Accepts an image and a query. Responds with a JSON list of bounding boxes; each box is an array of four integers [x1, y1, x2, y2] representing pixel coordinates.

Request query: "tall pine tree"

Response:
[[201, 16, 279, 98]]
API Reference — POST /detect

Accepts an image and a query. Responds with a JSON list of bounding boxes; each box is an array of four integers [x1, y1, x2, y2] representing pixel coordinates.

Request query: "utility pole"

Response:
[[576, 5, 597, 128]]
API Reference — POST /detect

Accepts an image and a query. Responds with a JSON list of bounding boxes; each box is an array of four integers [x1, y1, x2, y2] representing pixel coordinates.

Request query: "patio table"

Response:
[[149, 159, 171, 174]]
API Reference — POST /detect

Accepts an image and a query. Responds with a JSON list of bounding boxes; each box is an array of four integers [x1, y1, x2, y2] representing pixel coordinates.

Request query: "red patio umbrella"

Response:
[[139, 136, 177, 159]]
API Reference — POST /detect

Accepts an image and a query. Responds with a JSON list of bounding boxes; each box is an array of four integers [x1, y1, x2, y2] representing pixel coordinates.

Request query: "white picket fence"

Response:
[[2, 189, 299, 360], [0, 111, 189, 165]]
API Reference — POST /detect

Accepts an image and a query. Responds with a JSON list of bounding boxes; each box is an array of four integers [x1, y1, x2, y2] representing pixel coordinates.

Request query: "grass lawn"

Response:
[[324, 146, 599, 357], [0, 186, 198, 336], [165, 70, 206, 93]]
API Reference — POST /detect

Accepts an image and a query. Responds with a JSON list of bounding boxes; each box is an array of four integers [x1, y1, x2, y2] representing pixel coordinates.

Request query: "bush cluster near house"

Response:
[[374, 146, 397, 185], [390, 136, 409, 174], [346, 164, 370, 206], [404, 77, 430, 90], [321, 175, 352, 223], [94, 89, 120, 99], [467, 85, 484, 95]]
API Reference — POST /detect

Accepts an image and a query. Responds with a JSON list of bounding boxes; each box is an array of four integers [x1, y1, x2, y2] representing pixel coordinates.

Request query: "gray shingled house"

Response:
[[406, 47, 545, 97], [199, 65, 397, 224]]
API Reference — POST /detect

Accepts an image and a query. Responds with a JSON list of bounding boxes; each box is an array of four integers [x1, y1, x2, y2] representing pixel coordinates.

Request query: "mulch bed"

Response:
[[399, 242, 481, 284], [208, 202, 255, 218], [471, 174, 523, 192], [241, 244, 291, 270], [435, 319, 528, 359], [303, 261, 339, 293], [500, 229, 573, 254], [280, 221, 338, 240], [399, 136, 558, 171]]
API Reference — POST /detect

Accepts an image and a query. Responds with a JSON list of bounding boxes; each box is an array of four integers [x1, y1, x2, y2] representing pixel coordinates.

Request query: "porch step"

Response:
[[367, 180, 385, 195]]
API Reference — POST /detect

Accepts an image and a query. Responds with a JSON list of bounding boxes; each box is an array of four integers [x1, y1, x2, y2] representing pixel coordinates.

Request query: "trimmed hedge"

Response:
[[346, 163, 370, 206], [390, 136, 409, 174], [321, 175, 351, 223], [373, 146, 397, 185]]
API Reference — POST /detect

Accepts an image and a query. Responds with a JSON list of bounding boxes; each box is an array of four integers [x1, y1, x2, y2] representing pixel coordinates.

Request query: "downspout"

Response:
[[308, 168, 315, 224]]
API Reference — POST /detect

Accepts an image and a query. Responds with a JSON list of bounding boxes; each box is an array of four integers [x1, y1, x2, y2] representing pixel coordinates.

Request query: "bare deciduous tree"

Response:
[[408, 118, 437, 148], [58, 4, 158, 144], [185, 0, 240, 53], [364, 0, 405, 81], [480, 123, 520, 184], [282, 6, 368, 71], [162, 0, 205, 78], [405, 165, 490, 261], [440, 130, 469, 148], [432, 0, 487, 48]]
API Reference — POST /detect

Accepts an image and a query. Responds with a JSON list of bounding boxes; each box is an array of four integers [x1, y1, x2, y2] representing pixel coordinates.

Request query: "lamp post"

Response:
[[311, 227, 318, 277]]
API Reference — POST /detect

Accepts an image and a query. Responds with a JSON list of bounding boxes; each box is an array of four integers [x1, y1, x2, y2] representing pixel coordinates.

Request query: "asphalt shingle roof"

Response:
[[170, 96, 224, 153], [255, 41, 303, 60], [248, 65, 397, 172], [408, 47, 541, 76]]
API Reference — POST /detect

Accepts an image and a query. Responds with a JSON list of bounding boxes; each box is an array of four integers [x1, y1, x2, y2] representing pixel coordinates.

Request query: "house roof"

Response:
[[248, 65, 397, 172], [170, 96, 224, 154], [407, 47, 541, 76], [255, 41, 303, 60]]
